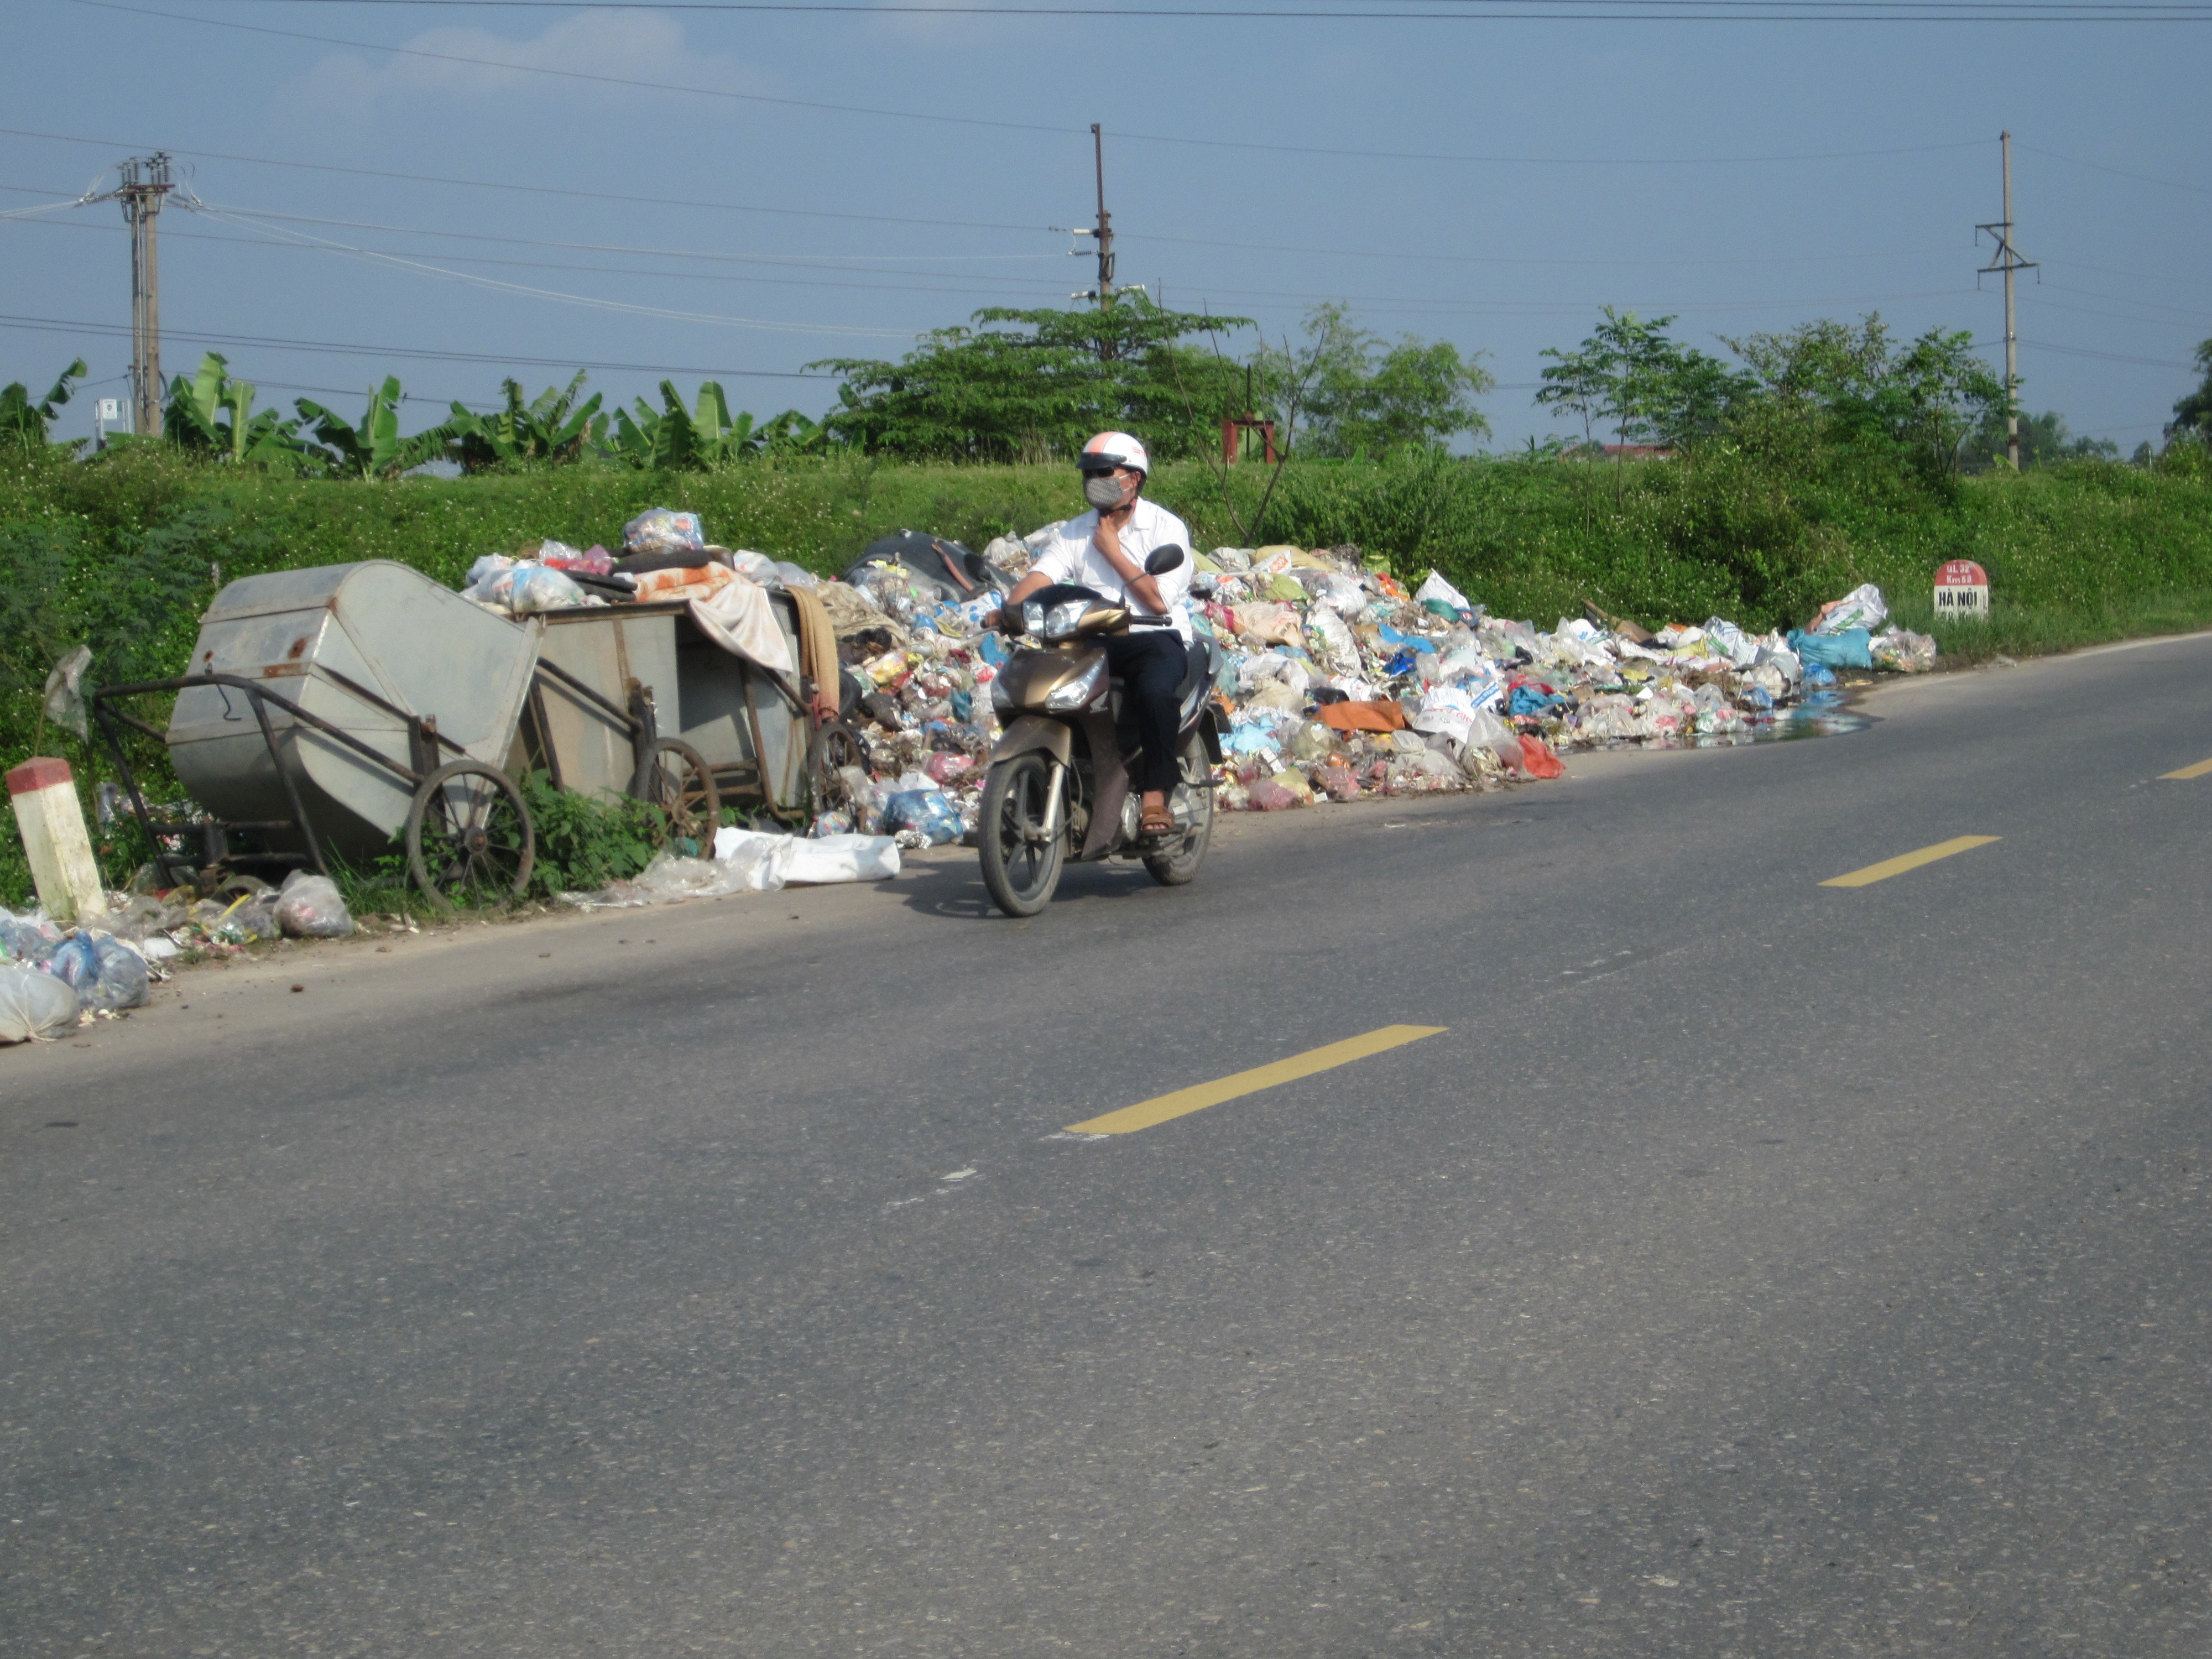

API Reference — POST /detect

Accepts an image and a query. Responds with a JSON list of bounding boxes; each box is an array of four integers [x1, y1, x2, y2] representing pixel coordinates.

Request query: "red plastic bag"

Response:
[[1520, 734, 1565, 779]]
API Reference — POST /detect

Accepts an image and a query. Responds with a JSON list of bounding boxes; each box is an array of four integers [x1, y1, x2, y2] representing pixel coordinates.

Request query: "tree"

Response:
[[1720, 314, 2008, 483], [812, 298, 1253, 463], [295, 379, 456, 479], [1957, 408, 2119, 472], [164, 353, 315, 471], [446, 373, 604, 472], [2169, 338, 2212, 441], [0, 360, 88, 451], [1267, 303, 1493, 457]]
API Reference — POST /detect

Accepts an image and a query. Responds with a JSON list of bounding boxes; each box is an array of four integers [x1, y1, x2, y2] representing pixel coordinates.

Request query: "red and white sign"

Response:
[[1934, 559, 1989, 620]]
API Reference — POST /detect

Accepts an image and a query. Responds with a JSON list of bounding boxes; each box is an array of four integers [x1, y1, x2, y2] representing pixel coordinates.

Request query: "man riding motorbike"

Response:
[[991, 431, 1194, 842]]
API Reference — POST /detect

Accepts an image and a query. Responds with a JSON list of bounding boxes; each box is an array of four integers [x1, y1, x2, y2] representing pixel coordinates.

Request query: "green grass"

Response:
[[4, 444, 2209, 909]]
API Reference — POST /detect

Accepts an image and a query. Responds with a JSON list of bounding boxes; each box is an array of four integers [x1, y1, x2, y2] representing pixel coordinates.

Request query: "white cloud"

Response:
[[283, 10, 740, 119]]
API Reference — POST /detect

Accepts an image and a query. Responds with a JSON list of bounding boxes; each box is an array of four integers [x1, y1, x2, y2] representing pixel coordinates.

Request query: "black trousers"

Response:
[[1103, 630, 1189, 795]]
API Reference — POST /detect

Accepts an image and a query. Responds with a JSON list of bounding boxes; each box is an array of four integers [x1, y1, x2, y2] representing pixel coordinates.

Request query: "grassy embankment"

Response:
[[4, 444, 2209, 905]]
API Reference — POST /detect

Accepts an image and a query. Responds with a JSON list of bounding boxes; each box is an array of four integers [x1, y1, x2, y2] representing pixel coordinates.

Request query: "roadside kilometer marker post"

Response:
[[1067, 1025, 1446, 1135], [1821, 836, 2001, 888], [1934, 560, 1990, 622]]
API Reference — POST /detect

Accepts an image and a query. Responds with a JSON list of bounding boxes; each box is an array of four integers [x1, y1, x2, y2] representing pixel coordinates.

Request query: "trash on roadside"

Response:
[[0, 964, 80, 1043], [1788, 628, 1874, 671], [46, 931, 150, 1011], [623, 508, 707, 559], [1811, 582, 1890, 636], [561, 825, 901, 907], [275, 871, 355, 938], [0, 907, 63, 966]]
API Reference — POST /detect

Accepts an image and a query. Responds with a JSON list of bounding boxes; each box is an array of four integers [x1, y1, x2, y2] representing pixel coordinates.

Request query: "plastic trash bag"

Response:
[[42, 641, 93, 740], [880, 789, 962, 846], [1870, 627, 1937, 673], [784, 834, 901, 884], [0, 908, 64, 966], [0, 965, 79, 1042], [1414, 570, 1475, 617], [1788, 628, 1874, 670], [1410, 685, 1479, 744], [1305, 607, 1359, 674], [48, 931, 150, 1011], [275, 870, 354, 938], [1702, 617, 1761, 668], [624, 508, 706, 557], [1811, 583, 1888, 635]]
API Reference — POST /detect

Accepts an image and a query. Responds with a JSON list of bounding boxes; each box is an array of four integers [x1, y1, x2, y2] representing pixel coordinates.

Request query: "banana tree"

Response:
[[165, 352, 314, 471], [0, 359, 88, 448], [446, 372, 604, 472], [607, 380, 760, 469], [296, 378, 455, 479], [758, 408, 833, 457]]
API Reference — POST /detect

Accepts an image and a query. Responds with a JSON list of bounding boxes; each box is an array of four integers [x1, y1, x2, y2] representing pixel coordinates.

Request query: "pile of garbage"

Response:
[[0, 870, 356, 1044], [451, 507, 1938, 837]]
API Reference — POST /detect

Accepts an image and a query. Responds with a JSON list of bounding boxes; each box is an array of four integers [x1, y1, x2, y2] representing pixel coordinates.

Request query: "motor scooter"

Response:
[[977, 545, 1225, 917]]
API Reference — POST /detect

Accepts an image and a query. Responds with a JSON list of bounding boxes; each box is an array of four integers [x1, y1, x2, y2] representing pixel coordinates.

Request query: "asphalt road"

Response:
[[4, 636, 2210, 1658]]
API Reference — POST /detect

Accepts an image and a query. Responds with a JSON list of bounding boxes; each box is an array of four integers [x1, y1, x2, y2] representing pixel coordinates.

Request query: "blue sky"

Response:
[[5, 0, 2206, 453]]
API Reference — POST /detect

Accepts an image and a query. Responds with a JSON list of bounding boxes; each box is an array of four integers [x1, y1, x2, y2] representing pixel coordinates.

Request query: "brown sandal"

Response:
[[1140, 804, 1177, 841]]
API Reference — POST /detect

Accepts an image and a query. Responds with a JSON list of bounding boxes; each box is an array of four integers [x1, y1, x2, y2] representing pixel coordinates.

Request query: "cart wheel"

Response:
[[643, 737, 720, 854], [406, 760, 534, 911], [806, 721, 873, 821]]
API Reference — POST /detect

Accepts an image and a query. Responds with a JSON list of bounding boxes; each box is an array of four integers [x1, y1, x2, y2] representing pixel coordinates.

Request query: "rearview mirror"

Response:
[[1143, 544, 1186, 577]]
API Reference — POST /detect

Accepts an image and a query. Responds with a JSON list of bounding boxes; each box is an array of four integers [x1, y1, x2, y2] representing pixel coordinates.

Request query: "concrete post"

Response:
[[7, 758, 108, 926]]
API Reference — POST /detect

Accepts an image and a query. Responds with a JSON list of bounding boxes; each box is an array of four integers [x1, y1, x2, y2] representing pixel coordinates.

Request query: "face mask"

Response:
[[1083, 473, 1126, 510]]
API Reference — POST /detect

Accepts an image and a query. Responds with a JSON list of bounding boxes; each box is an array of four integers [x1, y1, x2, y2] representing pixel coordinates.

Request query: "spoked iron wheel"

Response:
[[806, 721, 873, 824], [978, 752, 1065, 918], [643, 737, 721, 854], [1142, 733, 1215, 888], [405, 760, 535, 911]]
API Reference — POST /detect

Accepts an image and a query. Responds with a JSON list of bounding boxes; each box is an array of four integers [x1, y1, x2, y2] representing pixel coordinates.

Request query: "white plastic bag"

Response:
[[275, 870, 354, 938], [1410, 685, 1478, 744], [784, 834, 901, 884], [0, 964, 80, 1042], [1813, 583, 1888, 635], [709, 827, 800, 890], [1414, 570, 1475, 615], [1702, 617, 1761, 667]]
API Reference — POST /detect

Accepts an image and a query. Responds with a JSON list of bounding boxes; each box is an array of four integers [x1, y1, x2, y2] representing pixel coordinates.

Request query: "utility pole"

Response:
[[1091, 123, 1114, 309], [117, 153, 173, 439], [1977, 132, 2036, 472]]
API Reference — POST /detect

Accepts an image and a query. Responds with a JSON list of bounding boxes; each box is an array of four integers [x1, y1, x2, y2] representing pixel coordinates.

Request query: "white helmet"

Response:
[[1078, 430, 1149, 476]]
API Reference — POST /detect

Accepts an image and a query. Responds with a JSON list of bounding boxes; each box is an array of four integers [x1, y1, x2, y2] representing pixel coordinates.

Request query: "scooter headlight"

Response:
[[1044, 658, 1107, 712], [1042, 599, 1094, 641]]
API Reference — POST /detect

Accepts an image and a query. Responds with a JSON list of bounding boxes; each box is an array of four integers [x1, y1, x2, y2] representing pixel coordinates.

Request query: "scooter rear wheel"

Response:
[[1142, 734, 1214, 887], [979, 752, 1065, 917]]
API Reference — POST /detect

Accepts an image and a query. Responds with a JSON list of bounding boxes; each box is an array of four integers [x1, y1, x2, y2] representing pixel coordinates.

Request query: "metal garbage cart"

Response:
[[515, 589, 869, 833], [92, 561, 542, 909]]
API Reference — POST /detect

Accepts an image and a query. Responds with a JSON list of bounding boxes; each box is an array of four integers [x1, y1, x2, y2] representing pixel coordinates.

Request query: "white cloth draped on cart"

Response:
[[687, 576, 795, 676]]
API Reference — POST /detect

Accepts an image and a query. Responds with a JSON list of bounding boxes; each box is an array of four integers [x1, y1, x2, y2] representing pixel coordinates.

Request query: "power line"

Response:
[[0, 312, 826, 378], [2020, 144, 2212, 198], [4, 200, 1992, 320]]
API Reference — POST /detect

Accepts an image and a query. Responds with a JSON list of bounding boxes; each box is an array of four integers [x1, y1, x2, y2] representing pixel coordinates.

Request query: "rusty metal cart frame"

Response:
[[521, 596, 870, 835], [90, 667, 536, 909]]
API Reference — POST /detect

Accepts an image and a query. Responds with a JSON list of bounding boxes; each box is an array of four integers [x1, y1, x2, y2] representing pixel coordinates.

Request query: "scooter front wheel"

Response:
[[979, 752, 1065, 917]]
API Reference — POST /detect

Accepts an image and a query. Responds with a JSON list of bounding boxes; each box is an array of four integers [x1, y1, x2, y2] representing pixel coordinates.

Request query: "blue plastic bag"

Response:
[[47, 932, 149, 1011], [1508, 685, 1568, 717], [880, 789, 962, 846], [1787, 628, 1872, 671]]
